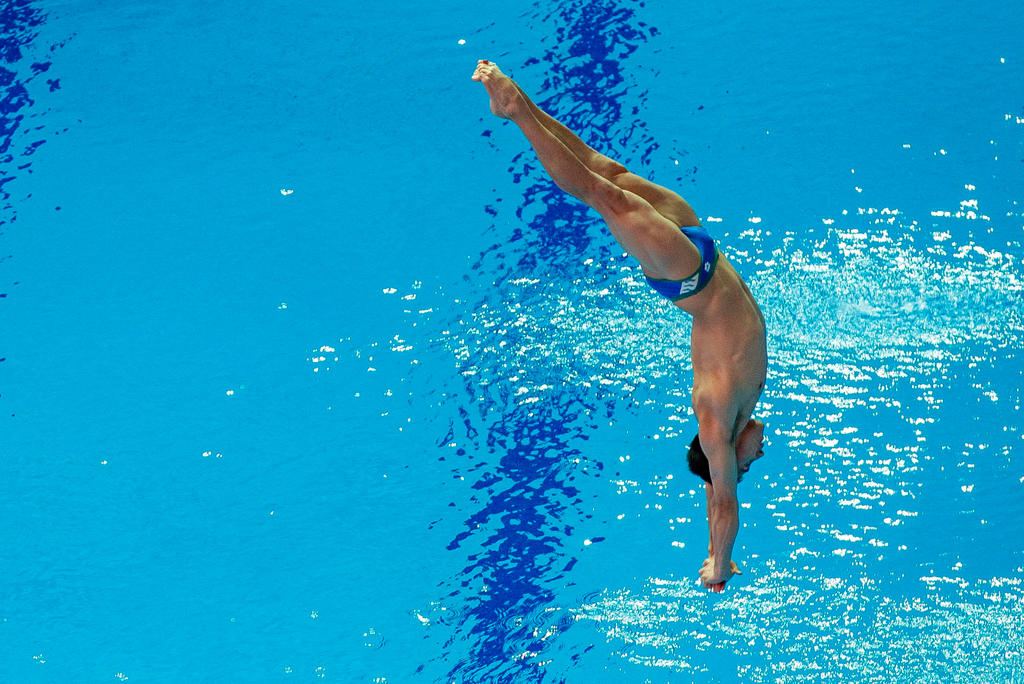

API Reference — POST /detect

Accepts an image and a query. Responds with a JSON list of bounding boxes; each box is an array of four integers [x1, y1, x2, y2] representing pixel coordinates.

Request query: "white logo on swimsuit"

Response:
[[677, 271, 700, 296], [704, 262, 711, 272]]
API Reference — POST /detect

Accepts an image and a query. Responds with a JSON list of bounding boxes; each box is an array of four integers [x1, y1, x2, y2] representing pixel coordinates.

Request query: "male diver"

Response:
[[472, 60, 767, 592]]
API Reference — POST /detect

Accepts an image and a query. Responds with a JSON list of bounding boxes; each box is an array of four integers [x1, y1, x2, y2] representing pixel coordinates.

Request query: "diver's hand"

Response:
[[699, 557, 742, 592]]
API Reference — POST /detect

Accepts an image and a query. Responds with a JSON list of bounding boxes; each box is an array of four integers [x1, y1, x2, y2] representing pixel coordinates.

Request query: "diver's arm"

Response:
[[699, 436, 741, 588], [707, 480, 739, 581], [705, 481, 714, 556]]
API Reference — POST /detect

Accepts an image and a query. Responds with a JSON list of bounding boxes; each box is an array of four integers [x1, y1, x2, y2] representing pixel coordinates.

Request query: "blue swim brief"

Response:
[[644, 225, 720, 301]]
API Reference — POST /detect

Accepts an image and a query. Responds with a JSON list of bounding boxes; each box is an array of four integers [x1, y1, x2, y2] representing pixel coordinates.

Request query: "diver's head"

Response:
[[736, 419, 765, 472], [686, 434, 713, 483], [686, 432, 754, 484]]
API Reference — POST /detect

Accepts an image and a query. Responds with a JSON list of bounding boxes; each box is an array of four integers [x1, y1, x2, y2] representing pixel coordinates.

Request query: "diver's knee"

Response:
[[598, 159, 629, 180]]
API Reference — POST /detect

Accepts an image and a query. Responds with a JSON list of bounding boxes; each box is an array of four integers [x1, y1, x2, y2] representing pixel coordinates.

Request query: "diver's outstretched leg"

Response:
[[499, 66, 700, 229], [472, 60, 604, 204], [472, 60, 702, 281]]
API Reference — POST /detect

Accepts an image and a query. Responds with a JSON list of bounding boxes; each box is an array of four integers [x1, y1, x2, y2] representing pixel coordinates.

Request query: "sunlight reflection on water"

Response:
[[578, 570, 1024, 681]]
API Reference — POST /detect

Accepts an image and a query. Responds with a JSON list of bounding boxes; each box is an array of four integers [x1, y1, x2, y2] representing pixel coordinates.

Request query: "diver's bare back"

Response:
[[681, 252, 767, 441]]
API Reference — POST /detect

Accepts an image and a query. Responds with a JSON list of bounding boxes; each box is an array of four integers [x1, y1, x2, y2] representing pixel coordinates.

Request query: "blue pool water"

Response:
[[2, 0, 1023, 681]]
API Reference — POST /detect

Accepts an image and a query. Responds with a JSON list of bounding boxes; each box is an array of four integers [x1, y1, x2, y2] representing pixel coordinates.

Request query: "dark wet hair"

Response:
[[686, 433, 712, 483], [686, 433, 744, 484]]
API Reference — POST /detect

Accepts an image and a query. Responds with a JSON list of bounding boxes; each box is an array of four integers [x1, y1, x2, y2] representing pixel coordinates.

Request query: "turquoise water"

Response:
[[2, 0, 1023, 681]]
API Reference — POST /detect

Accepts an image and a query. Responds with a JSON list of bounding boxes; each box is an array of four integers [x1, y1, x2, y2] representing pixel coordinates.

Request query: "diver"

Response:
[[472, 60, 767, 592]]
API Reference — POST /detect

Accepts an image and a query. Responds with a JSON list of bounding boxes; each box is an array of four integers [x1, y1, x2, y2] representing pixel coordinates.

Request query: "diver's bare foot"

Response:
[[471, 60, 524, 120]]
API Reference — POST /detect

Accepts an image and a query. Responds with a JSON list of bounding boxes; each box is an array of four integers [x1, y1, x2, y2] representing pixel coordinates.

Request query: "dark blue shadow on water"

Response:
[[1, 0, 65, 383], [430, 0, 671, 681], [439, 395, 597, 683], [0, 0, 58, 227]]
